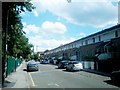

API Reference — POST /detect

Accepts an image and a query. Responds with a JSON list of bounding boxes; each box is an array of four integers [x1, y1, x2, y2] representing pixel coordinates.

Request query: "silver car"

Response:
[[27, 60, 39, 71], [66, 61, 83, 71]]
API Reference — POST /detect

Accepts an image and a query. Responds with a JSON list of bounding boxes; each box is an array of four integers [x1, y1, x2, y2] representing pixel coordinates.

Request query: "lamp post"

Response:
[[31, 46, 34, 60]]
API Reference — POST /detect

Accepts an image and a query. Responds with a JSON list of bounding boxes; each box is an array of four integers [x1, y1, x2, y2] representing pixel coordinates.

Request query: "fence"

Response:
[[5, 56, 23, 77]]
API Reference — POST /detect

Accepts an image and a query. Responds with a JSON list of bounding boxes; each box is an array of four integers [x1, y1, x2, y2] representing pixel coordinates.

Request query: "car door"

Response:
[[68, 62, 73, 70]]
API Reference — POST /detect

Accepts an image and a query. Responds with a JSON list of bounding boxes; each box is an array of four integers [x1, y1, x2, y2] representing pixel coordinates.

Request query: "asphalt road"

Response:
[[27, 63, 119, 88]]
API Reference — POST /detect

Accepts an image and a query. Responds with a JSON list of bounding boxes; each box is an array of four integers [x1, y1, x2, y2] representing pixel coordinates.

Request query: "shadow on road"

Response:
[[55, 67, 66, 69], [104, 80, 120, 87], [23, 68, 39, 72], [55, 67, 60, 69], [3, 80, 16, 88], [23, 68, 27, 71], [62, 69, 81, 72]]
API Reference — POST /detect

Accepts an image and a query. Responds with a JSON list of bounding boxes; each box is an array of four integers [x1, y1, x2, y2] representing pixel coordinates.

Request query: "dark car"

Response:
[[58, 60, 68, 69], [27, 60, 39, 71], [40, 59, 49, 64], [110, 70, 120, 83]]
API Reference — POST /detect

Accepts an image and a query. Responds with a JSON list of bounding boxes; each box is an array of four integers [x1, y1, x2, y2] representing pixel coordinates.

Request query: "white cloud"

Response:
[[22, 21, 72, 52], [79, 32, 86, 38], [34, 10, 39, 17], [29, 35, 75, 52], [31, 0, 118, 28], [42, 21, 67, 34], [23, 21, 67, 35], [23, 24, 40, 34], [20, 11, 25, 16], [22, 22, 27, 27]]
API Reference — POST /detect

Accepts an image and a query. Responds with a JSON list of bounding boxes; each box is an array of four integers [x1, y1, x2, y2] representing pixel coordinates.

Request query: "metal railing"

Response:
[[5, 56, 23, 77]]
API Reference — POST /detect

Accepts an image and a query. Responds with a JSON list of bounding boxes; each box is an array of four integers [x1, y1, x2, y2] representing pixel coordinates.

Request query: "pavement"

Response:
[[83, 69, 111, 77], [1, 61, 111, 89], [2, 60, 29, 89]]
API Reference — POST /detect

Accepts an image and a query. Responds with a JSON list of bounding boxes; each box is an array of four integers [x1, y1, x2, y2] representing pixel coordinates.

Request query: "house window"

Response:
[[76, 52, 78, 56], [85, 40, 88, 45], [115, 30, 118, 38], [74, 44, 76, 48], [99, 36, 101, 41], [93, 38, 95, 43], [81, 41, 83, 46]]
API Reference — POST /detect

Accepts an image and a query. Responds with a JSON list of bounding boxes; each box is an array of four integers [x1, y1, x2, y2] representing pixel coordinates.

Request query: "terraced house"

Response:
[[44, 24, 120, 73]]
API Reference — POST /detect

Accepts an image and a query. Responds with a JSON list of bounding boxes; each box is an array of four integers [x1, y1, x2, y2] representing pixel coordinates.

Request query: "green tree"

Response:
[[2, 1, 35, 58], [34, 54, 39, 60], [2, 1, 35, 86]]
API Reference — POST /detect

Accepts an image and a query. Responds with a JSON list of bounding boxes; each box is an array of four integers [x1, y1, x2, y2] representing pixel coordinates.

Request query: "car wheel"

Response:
[[27, 67, 29, 72], [71, 67, 73, 71], [111, 76, 116, 82], [58, 65, 60, 68], [66, 67, 68, 71]]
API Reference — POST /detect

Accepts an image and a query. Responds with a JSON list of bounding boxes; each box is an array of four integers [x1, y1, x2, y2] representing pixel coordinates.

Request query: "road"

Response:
[[27, 63, 119, 88]]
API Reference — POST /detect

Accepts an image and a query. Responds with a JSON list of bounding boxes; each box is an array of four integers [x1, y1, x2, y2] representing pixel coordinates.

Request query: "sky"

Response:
[[20, 0, 119, 52]]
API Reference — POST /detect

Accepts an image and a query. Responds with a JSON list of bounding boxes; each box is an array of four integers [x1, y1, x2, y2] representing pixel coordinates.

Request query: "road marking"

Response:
[[55, 84, 59, 87], [48, 83, 59, 87], [28, 73, 35, 87]]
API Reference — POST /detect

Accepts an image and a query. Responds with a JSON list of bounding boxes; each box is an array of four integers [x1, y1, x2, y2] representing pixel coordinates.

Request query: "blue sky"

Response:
[[21, 0, 118, 52]]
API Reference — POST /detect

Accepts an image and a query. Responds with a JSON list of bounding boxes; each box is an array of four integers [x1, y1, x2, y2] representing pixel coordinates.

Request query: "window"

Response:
[[81, 41, 83, 46], [76, 52, 78, 55], [99, 36, 101, 41], [74, 43, 76, 48], [115, 30, 118, 38], [85, 40, 88, 45], [93, 38, 95, 43]]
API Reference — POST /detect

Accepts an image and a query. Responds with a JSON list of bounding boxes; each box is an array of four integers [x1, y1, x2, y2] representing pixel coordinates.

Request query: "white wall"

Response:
[[77, 41, 82, 47], [101, 31, 115, 42], [117, 28, 120, 37], [88, 38, 93, 44], [83, 61, 94, 69], [95, 36, 100, 43], [83, 40, 86, 45], [47, 26, 120, 54]]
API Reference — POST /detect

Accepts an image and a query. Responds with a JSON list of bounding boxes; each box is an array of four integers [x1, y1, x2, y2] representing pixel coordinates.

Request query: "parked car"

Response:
[[56, 59, 61, 65], [40, 59, 49, 64], [52, 59, 57, 65], [66, 61, 83, 71], [27, 60, 39, 71], [110, 70, 120, 83], [58, 60, 68, 69]]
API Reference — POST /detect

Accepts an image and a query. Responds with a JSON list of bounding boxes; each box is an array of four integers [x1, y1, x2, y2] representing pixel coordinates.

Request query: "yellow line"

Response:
[[28, 73, 35, 86]]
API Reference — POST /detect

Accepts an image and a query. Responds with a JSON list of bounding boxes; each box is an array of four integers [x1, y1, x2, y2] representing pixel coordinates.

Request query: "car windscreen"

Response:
[[61, 61, 67, 63], [72, 61, 79, 64]]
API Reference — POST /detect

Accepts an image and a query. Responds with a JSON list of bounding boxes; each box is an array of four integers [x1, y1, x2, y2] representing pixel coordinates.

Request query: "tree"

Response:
[[2, 1, 35, 58], [2, 1, 35, 86]]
